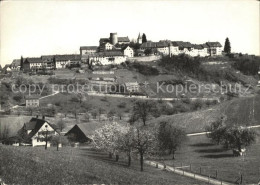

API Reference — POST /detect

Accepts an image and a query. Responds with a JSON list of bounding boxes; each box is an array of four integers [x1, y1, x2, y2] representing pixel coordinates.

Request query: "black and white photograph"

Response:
[[0, 0, 259, 184]]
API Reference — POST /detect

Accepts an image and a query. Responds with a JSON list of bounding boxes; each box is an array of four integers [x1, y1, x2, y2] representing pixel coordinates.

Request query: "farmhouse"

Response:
[[23, 57, 44, 71], [25, 95, 40, 107], [65, 124, 97, 143], [17, 116, 59, 147], [122, 46, 134, 57], [80, 46, 98, 63], [11, 59, 21, 71]]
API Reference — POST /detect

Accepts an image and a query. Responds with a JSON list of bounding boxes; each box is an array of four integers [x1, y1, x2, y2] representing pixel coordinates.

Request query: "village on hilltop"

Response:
[[4, 32, 223, 71]]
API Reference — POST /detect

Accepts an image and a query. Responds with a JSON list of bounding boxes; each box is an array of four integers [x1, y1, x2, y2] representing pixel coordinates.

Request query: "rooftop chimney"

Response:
[[42, 115, 45, 120], [36, 115, 38, 118]]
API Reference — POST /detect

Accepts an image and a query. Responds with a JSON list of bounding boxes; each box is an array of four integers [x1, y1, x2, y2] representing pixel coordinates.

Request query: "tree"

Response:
[[207, 120, 256, 154], [224, 126, 256, 152], [142, 33, 147, 43], [117, 126, 135, 166], [157, 122, 187, 159], [20, 56, 23, 70], [91, 122, 124, 161], [51, 135, 69, 151], [132, 126, 156, 171], [13, 93, 23, 103], [132, 100, 153, 126], [0, 125, 10, 140], [224, 37, 231, 54], [107, 110, 116, 121], [56, 119, 66, 132], [206, 116, 227, 145], [144, 48, 152, 56]]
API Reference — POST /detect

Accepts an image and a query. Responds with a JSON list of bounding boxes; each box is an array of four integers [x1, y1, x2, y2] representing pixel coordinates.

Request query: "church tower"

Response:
[[137, 33, 142, 44]]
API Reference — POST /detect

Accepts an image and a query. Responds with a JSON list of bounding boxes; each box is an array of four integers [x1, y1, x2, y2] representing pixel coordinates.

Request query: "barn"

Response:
[[65, 123, 102, 143]]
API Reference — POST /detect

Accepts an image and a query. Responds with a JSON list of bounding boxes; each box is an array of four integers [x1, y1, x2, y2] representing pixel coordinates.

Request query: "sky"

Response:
[[0, 0, 259, 66]]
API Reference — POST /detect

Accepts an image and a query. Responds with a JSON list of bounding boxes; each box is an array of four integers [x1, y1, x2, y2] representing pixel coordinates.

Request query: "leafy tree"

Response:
[[56, 119, 66, 132], [157, 122, 187, 159], [207, 118, 256, 154], [51, 135, 69, 151], [224, 126, 256, 152], [206, 116, 227, 145], [132, 100, 154, 126], [107, 110, 116, 121], [142, 33, 147, 43], [224, 37, 231, 54], [13, 94, 23, 103], [144, 48, 152, 55]]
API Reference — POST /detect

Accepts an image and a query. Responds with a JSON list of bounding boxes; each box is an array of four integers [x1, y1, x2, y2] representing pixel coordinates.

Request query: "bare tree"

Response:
[[132, 127, 156, 171]]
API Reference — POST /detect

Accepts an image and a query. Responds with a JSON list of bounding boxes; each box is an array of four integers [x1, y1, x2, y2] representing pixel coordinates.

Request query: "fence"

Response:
[[145, 160, 244, 185]]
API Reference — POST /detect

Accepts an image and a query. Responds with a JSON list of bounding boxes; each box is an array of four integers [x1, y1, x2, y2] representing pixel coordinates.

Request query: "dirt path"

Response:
[[187, 125, 260, 136], [145, 160, 235, 185]]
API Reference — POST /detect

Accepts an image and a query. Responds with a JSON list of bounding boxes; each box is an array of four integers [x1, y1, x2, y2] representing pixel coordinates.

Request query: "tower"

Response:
[[137, 33, 142, 44], [110, 33, 118, 45]]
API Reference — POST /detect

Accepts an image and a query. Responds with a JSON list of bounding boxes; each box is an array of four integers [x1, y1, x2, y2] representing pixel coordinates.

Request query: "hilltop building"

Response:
[[140, 40, 222, 57]]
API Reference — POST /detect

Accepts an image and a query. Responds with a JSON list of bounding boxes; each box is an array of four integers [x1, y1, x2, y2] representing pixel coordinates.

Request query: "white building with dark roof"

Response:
[[88, 51, 126, 65]]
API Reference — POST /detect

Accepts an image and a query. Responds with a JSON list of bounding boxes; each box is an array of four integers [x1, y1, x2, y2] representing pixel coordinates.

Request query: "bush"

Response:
[[131, 62, 159, 76], [117, 102, 126, 109], [191, 100, 203, 110]]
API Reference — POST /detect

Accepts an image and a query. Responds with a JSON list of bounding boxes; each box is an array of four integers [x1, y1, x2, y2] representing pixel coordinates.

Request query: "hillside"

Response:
[[149, 95, 260, 133], [0, 145, 204, 184]]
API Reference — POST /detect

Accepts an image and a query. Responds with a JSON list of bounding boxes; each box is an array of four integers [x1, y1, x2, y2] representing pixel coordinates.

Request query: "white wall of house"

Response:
[[157, 47, 169, 55], [123, 46, 134, 57], [56, 61, 70, 69], [89, 55, 126, 65], [26, 99, 39, 107], [104, 43, 114, 50], [32, 122, 58, 147]]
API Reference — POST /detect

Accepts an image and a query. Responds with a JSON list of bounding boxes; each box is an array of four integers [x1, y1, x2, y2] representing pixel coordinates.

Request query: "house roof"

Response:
[[206, 42, 222, 47], [11, 59, 21, 67], [18, 117, 58, 142], [80, 46, 98, 50], [140, 42, 157, 48], [54, 54, 81, 61], [89, 51, 124, 57], [192, 44, 204, 50], [66, 122, 105, 138], [25, 95, 40, 100], [118, 37, 130, 42], [25, 57, 43, 63], [41, 55, 54, 61], [99, 38, 110, 43], [172, 41, 193, 48], [202, 43, 209, 48]]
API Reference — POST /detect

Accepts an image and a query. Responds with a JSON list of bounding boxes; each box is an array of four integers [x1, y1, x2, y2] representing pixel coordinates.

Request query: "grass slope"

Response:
[[149, 95, 260, 133], [0, 145, 205, 185], [156, 129, 260, 184]]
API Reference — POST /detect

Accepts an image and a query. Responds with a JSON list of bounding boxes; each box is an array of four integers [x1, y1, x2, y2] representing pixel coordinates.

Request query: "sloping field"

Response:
[[149, 95, 260, 133], [0, 145, 204, 184]]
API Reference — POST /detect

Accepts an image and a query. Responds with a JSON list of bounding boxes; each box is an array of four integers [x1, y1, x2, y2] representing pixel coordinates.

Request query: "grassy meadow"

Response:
[[0, 145, 205, 185], [155, 129, 260, 184]]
